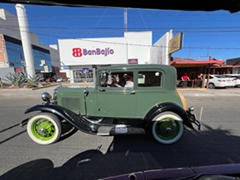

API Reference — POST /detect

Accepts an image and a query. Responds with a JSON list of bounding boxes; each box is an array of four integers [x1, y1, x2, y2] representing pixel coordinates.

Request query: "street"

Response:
[[0, 87, 240, 179]]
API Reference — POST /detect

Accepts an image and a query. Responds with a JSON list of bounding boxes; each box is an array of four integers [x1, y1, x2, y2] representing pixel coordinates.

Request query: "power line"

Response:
[[4, 25, 240, 31]]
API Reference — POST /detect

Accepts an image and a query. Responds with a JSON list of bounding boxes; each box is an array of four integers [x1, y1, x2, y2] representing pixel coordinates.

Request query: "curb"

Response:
[[32, 84, 59, 90], [0, 84, 59, 91]]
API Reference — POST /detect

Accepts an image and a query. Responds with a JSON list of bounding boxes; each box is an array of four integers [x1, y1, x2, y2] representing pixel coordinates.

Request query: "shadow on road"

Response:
[[1, 123, 240, 180]]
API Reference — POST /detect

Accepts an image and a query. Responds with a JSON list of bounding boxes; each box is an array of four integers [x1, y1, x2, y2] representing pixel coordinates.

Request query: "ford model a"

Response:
[[21, 64, 200, 145]]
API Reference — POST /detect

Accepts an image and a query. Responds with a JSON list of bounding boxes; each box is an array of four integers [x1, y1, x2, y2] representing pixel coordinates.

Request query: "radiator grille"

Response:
[[61, 97, 80, 111]]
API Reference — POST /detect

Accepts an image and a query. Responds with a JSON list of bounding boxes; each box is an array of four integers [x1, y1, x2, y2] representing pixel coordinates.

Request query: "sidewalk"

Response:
[[0, 84, 240, 97], [0, 85, 59, 97], [179, 88, 240, 97]]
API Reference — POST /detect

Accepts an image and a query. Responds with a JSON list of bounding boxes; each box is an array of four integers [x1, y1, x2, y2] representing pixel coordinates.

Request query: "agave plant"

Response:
[[4, 72, 28, 88], [26, 74, 44, 88]]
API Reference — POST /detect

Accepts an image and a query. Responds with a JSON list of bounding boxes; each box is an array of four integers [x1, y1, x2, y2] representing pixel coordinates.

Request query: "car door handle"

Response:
[[99, 89, 106, 92], [130, 91, 135, 95]]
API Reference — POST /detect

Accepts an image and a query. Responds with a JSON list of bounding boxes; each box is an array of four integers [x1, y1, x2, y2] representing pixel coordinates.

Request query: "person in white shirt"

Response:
[[114, 75, 134, 88], [124, 75, 134, 88]]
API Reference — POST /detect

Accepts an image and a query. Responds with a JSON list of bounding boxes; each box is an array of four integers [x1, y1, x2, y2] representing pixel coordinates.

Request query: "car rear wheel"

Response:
[[151, 111, 184, 144], [27, 112, 62, 145]]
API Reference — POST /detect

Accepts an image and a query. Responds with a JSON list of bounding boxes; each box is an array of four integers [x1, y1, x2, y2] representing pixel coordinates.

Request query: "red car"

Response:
[[45, 77, 56, 83]]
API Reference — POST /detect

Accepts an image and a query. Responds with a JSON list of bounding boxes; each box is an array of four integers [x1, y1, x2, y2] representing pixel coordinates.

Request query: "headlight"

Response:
[[41, 92, 51, 102], [53, 86, 59, 102], [188, 106, 194, 112]]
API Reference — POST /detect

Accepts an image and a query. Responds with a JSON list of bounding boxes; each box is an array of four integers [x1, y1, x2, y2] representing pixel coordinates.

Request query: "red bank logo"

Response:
[[72, 47, 114, 57], [72, 48, 82, 57]]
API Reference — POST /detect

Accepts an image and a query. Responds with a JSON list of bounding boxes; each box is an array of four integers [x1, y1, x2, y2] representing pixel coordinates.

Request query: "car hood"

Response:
[[102, 163, 240, 180], [57, 85, 95, 94]]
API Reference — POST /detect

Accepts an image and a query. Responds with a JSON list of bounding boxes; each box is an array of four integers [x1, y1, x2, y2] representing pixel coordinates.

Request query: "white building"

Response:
[[58, 31, 155, 83], [0, 8, 60, 78]]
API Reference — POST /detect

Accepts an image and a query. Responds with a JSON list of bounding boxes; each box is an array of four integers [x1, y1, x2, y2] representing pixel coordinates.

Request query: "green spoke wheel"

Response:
[[151, 111, 184, 144], [27, 113, 62, 145]]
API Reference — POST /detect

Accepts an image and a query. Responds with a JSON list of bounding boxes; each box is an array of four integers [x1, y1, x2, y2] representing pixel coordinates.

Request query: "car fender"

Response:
[[145, 102, 194, 129], [24, 104, 81, 128]]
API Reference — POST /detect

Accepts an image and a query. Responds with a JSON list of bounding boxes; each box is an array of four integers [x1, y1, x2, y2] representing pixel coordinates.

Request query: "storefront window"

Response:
[[73, 69, 93, 82]]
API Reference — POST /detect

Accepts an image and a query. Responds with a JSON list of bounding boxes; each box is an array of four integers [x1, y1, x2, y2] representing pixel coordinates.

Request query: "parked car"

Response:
[[56, 78, 62, 82], [21, 64, 200, 145], [45, 77, 56, 83], [56, 77, 69, 82], [224, 74, 240, 87], [204, 74, 235, 89]]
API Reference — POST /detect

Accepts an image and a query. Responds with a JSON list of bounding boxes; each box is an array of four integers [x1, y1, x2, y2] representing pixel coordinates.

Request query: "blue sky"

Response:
[[1, 3, 240, 61]]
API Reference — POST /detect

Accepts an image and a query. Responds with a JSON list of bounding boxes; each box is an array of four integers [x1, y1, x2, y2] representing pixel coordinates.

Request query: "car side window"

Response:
[[138, 71, 161, 87], [99, 71, 134, 88]]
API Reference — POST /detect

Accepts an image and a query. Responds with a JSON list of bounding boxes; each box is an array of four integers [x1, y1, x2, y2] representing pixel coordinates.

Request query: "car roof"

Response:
[[97, 64, 176, 71]]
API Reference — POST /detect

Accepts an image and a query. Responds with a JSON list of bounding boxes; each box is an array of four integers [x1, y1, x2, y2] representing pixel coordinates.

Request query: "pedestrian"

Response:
[[195, 73, 203, 87], [181, 73, 190, 88]]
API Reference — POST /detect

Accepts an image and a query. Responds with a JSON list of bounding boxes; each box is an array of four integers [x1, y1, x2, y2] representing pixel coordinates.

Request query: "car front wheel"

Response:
[[27, 112, 62, 145], [151, 111, 184, 144], [208, 83, 215, 89]]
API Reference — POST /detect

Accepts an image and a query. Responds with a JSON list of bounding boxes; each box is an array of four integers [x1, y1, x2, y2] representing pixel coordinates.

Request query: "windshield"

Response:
[[1, 2, 240, 180]]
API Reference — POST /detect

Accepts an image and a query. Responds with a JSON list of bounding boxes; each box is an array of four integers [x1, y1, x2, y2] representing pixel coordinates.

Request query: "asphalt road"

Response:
[[0, 87, 240, 180]]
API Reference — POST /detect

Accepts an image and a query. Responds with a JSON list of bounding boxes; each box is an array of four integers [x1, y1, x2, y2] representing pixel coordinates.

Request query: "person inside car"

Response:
[[114, 74, 134, 88]]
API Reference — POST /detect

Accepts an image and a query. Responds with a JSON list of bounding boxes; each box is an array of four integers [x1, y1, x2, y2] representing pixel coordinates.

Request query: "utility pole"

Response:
[[124, 8, 128, 32]]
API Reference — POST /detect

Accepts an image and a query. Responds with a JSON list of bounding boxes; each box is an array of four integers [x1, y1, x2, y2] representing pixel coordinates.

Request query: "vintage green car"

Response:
[[21, 64, 200, 145]]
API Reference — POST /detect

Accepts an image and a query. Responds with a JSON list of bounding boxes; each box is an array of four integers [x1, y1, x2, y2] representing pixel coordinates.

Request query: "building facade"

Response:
[[0, 8, 60, 79], [58, 31, 153, 83]]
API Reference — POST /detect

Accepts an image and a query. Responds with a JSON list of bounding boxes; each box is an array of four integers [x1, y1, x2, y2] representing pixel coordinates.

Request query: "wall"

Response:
[[150, 30, 173, 65], [0, 67, 15, 84], [49, 44, 60, 70], [58, 37, 128, 66], [124, 31, 152, 64], [58, 31, 153, 67]]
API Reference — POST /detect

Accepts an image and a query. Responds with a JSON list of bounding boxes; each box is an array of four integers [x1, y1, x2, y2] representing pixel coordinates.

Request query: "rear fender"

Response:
[[24, 104, 81, 128], [145, 102, 194, 129]]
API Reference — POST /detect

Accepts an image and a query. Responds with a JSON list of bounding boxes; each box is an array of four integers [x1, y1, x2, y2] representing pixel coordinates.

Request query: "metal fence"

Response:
[[177, 80, 203, 88]]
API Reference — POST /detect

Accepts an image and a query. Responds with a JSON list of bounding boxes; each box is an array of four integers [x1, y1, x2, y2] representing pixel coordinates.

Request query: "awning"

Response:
[[169, 59, 225, 67]]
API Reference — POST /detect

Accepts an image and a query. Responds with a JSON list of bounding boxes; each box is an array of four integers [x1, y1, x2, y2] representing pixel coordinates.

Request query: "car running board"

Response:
[[96, 125, 146, 136], [75, 116, 146, 136]]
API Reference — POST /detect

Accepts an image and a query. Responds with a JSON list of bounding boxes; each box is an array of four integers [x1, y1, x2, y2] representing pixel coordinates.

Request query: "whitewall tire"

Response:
[[151, 111, 184, 144], [27, 113, 62, 145]]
